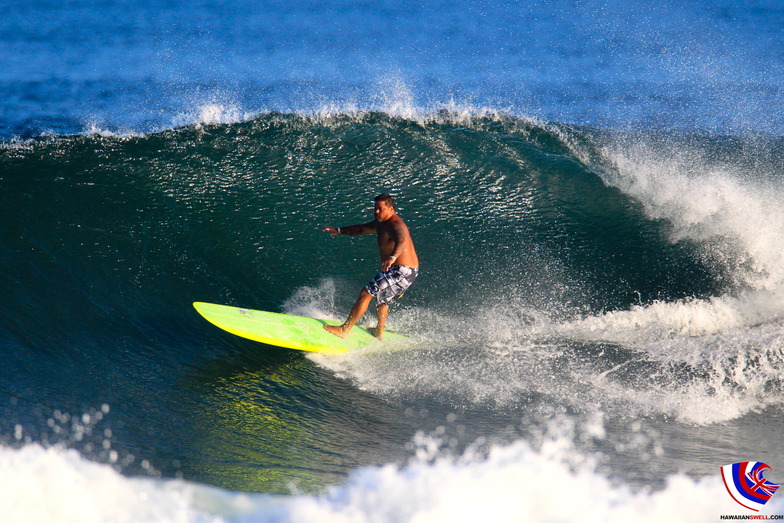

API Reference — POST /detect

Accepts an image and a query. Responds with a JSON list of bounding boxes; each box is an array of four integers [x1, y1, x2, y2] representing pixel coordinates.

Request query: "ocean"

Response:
[[3, 0, 784, 521]]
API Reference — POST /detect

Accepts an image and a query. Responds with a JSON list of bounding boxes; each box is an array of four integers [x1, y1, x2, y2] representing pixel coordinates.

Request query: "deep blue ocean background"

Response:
[[4, 1, 784, 521], [5, 0, 784, 138]]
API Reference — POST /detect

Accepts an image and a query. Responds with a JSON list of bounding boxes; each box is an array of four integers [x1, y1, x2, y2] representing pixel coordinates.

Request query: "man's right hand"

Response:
[[323, 226, 340, 237]]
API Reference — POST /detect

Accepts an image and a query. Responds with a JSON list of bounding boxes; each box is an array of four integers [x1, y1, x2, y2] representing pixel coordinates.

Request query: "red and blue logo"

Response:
[[721, 461, 780, 512]]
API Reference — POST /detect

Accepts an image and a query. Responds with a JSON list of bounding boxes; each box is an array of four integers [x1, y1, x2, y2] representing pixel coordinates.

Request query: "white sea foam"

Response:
[[602, 138, 784, 289], [3, 428, 773, 523], [83, 122, 146, 139], [75, 102, 256, 139], [2, 444, 228, 523], [287, 278, 781, 424], [299, 76, 531, 131], [513, 133, 784, 422], [544, 301, 784, 423], [550, 290, 784, 341], [171, 103, 255, 129]]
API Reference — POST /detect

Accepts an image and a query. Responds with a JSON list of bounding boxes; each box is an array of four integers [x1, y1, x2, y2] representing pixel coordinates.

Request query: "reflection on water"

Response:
[[180, 353, 413, 493]]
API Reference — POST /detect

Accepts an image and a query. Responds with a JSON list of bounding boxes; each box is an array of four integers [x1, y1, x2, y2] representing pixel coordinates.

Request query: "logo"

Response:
[[721, 461, 780, 512]]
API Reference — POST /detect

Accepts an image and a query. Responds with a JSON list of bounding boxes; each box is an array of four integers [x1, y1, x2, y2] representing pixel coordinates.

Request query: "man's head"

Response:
[[374, 193, 397, 222]]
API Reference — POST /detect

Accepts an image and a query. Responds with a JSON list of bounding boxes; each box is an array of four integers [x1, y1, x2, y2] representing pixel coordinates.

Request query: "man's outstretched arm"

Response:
[[323, 221, 377, 236]]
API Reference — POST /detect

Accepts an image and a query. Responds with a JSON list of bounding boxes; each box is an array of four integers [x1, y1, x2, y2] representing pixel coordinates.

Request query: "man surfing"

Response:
[[323, 194, 419, 340]]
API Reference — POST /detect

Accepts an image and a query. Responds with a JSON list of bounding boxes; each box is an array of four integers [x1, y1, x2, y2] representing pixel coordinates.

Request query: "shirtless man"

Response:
[[323, 194, 419, 340]]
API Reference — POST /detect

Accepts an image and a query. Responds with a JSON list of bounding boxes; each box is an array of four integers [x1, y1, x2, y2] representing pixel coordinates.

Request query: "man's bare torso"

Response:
[[376, 215, 418, 269]]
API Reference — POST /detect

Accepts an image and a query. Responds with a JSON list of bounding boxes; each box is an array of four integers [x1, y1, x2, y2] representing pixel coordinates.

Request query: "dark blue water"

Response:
[[4, 0, 784, 139], [4, 1, 784, 520]]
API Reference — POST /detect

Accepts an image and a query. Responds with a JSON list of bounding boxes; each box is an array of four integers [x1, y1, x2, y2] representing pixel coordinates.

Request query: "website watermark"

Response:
[[719, 516, 784, 520], [720, 461, 781, 520]]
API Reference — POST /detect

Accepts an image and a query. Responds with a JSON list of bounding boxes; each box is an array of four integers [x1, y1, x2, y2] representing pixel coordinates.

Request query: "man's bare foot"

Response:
[[324, 323, 350, 338], [368, 326, 384, 340]]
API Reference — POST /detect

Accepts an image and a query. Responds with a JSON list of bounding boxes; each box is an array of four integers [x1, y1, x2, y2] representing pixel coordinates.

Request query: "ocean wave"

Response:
[[4, 109, 784, 499]]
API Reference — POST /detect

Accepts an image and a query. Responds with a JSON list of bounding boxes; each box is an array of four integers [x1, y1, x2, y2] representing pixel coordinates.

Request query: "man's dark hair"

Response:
[[374, 193, 396, 211]]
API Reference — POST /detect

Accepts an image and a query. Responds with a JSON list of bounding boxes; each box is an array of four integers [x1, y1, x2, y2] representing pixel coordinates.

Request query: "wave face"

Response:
[[4, 112, 784, 517], [7, 1, 784, 519]]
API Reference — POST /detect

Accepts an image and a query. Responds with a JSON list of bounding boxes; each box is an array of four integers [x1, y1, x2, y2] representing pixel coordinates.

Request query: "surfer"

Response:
[[323, 194, 419, 340]]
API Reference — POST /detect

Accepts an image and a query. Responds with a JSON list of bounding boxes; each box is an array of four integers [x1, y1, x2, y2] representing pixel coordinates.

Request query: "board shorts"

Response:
[[365, 266, 419, 305]]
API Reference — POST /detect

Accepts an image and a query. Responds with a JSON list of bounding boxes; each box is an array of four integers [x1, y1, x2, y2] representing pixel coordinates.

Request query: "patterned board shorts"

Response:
[[365, 266, 419, 305]]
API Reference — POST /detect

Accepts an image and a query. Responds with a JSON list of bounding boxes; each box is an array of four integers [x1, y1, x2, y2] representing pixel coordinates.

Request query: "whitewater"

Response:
[[10, 428, 780, 523]]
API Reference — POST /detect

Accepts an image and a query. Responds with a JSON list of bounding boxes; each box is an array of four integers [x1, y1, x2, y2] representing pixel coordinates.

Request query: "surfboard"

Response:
[[193, 302, 408, 354]]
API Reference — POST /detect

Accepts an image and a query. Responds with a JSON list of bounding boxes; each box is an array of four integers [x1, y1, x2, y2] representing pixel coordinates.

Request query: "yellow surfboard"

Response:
[[193, 302, 408, 354]]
